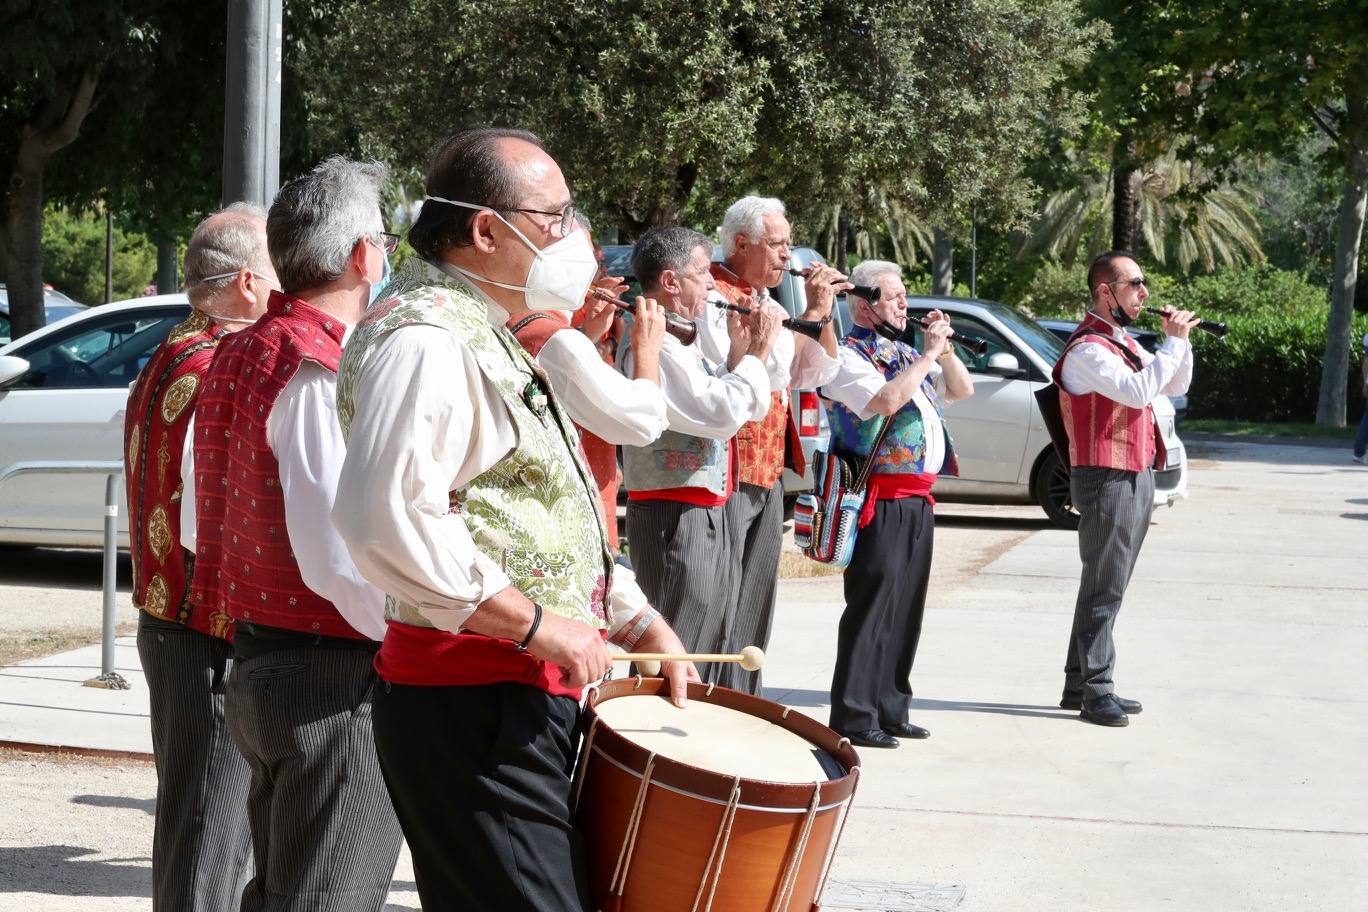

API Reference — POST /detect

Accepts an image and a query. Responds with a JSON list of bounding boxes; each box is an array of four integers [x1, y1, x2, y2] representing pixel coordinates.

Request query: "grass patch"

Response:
[[1183, 419, 1356, 440], [0, 622, 137, 669]]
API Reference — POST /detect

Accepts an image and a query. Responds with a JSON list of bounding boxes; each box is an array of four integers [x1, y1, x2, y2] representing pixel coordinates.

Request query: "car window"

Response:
[[904, 310, 1018, 373], [0, 312, 10, 346], [9, 308, 187, 389]]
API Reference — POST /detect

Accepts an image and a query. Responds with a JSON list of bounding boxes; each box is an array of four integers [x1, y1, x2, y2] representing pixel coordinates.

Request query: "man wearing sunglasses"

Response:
[[1054, 250, 1198, 727], [186, 157, 403, 910]]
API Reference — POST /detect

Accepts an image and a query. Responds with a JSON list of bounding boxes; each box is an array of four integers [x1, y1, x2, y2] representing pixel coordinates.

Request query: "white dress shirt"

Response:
[[694, 287, 841, 397], [1059, 316, 1193, 406], [331, 300, 648, 638], [822, 345, 948, 474], [532, 324, 668, 446], [624, 332, 770, 439], [180, 351, 388, 641]]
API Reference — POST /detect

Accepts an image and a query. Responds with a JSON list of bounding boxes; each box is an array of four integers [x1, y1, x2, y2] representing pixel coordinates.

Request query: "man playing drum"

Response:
[[330, 126, 698, 912]]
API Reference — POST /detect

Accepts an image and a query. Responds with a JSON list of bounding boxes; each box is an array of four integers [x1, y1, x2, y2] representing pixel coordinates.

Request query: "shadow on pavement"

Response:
[[762, 687, 830, 707], [71, 794, 156, 816], [0, 844, 150, 897], [910, 697, 1076, 721], [0, 546, 131, 591], [935, 513, 1055, 532]]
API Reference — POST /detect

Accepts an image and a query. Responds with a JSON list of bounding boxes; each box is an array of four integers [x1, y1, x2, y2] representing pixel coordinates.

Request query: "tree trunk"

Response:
[[1112, 163, 1142, 254], [835, 208, 851, 271], [1314, 94, 1368, 426], [156, 241, 178, 294], [931, 228, 954, 295]]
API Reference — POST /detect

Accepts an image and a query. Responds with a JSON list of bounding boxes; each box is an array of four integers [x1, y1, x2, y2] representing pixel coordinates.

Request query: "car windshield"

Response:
[[979, 301, 1065, 364]]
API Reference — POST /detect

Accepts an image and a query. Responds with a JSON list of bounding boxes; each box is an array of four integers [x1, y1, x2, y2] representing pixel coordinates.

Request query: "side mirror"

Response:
[[984, 352, 1023, 376], [0, 354, 31, 388]]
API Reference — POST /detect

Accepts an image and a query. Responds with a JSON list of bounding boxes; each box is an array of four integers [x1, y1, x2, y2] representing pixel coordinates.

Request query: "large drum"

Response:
[[575, 677, 862, 912]]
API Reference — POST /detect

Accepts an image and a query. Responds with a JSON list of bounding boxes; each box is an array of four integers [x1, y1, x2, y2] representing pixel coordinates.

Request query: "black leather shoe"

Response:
[[1080, 693, 1130, 727], [882, 721, 931, 740], [843, 728, 900, 748], [1061, 693, 1142, 714]]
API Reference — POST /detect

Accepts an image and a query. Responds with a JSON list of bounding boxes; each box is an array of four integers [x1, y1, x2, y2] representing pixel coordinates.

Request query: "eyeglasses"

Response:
[[196, 269, 279, 290], [510, 203, 578, 239], [374, 232, 401, 255], [1107, 276, 1147, 289]]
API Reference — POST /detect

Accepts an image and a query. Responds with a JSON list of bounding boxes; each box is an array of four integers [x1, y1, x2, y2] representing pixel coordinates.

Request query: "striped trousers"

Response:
[[137, 612, 252, 911], [1065, 467, 1155, 700], [225, 641, 403, 912], [720, 481, 785, 694], [626, 499, 738, 685]]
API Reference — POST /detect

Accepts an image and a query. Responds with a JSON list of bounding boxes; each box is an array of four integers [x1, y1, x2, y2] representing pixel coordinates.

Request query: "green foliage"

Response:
[[41, 207, 156, 304]]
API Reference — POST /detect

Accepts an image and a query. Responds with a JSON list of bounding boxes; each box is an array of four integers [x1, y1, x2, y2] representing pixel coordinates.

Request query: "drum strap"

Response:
[[772, 786, 824, 912], [691, 776, 744, 912], [610, 752, 659, 899], [814, 765, 862, 909]]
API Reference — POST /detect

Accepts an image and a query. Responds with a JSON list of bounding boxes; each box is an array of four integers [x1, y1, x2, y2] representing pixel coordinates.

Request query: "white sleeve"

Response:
[[179, 418, 196, 553], [536, 329, 668, 446], [693, 293, 732, 366], [1060, 338, 1190, 408], [606, 564, 649, 636], [821, 347, 891, 421], [789, 333, 841, 389], [331, 328, 517, 634], [1159, 338, 1194, 396], [629, 335, 770, 439], [267, 364, 388, 641]]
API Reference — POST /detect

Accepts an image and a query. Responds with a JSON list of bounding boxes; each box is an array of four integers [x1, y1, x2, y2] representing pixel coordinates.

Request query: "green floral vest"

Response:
[[336, 261, 613, 630]]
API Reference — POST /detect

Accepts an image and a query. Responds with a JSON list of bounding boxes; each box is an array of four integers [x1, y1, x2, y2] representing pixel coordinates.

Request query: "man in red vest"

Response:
[[125, 203, 274, 910], [1055, 251, 1197, 727], [189, 157, 403, 909], [693, 195, 845, 693]]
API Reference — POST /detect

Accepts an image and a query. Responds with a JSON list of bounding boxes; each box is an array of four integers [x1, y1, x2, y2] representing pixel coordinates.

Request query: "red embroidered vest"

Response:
[[505, 310, 622, 549], [1053, 313, 1165, 472], [710, 265, 800, 489], [189, 293, 362, 638], [125, 312, 235, 639]]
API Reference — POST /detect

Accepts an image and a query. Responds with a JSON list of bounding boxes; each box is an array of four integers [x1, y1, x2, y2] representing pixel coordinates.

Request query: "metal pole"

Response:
[[223, 0, 283, 207], [99, 474, 122, 682], [104, 207, 114, 304], [970, 206, 978, 299]]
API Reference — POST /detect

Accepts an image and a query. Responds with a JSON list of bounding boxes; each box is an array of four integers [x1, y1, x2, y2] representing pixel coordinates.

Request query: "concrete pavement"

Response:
[[1, 438, 1365, 910]]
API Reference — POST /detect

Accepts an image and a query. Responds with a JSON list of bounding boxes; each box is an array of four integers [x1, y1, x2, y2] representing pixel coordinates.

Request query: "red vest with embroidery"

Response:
[[710, 265, 799, 489], [189, 294, 361, 638], [125, 312, 235, 639], [1053, 313, 1165, 472], [505, 310, 622, 549]]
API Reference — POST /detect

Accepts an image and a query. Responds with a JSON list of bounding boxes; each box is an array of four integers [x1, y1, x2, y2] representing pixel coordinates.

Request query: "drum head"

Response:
[[592, 693, 839, 783]]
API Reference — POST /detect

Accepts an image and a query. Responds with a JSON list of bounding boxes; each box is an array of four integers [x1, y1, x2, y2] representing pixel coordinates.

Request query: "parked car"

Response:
[[0, 295, 191, 547], [0, 284, 88, 345], [1036, 317, 1188, 421], [600, 244, 832, 504], [889, 297, 1187, 528]]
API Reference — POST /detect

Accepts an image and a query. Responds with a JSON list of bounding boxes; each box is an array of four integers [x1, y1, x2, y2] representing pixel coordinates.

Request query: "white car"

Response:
[[900, 297, 1188, 529], [0, 295, 191, 547]]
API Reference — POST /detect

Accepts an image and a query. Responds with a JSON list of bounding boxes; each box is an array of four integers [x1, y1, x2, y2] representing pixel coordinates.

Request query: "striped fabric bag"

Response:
[[792, 416, 892, 568]]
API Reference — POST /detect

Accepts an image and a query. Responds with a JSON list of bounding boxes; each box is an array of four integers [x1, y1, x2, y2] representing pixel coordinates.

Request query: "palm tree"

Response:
[[1020, 150, 1265, 273]]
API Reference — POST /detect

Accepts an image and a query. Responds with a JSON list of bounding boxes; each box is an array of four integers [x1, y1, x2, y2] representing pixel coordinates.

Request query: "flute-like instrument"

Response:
[[915, 316, 989, 356], [1145, 307, 1228, 339], [785, 267, 883, 303], [714, 300, 829, 342], [591, 288, 698, 346]]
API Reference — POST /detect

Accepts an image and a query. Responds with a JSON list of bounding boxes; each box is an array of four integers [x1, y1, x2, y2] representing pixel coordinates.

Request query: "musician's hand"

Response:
[[1159, 307, 1200, 341], [632, 617, 701, 707], [630, 296, 667, 355], [580, 295, 616, 344], [921, 314, 953, 362], [752, 301, 785, 345], [527, 612, 613, 691], [801, 263, 851, 319]]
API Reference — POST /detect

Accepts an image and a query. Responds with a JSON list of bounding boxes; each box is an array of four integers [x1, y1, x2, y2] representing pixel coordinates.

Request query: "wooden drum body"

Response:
[[576, 678, 861, 912]]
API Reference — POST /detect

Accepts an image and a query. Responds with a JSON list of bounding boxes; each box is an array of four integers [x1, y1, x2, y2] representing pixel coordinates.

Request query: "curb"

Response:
[[1182, 431, 1352, 450]]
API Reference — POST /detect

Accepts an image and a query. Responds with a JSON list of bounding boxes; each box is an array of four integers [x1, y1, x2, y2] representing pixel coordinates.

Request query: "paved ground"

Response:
[[1, 439, 1365, 910]]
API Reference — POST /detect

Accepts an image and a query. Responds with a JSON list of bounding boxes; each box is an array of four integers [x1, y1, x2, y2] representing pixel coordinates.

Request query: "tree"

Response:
[[304, 0, 1100, 243], [42, 206, 156, 303]]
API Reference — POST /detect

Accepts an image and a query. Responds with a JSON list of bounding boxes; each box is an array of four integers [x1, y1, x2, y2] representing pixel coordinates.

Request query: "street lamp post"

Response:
[[222, 0, 283, 207]]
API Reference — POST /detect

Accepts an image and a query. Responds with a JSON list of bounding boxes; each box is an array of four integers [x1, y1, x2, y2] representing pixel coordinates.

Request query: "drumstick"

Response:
[[610, 646, 765, 672]]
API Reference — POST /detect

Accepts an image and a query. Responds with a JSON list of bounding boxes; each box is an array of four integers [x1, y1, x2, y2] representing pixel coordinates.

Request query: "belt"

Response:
[[234, 621, 379, 661]]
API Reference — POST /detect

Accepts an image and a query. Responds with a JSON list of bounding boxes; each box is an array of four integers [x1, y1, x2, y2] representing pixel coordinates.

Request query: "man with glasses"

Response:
[[124, 202, 275, 910], [692, 195, 845, 693], [330, 126, 698, 912], [187, 157, 402, 910], [1055, 250, 1198, 727]]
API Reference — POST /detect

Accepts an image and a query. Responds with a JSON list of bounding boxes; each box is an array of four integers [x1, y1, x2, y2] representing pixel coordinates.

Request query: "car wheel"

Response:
[[1034, 449, 1080, 530]]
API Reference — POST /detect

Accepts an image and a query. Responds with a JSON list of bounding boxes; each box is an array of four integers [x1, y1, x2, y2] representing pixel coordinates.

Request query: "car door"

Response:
[[905, 309, 1034, 486], [0, 305, 187, 544]]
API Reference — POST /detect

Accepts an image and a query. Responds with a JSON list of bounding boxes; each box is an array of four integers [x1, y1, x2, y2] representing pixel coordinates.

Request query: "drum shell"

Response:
[[577, 678, 861, 912]]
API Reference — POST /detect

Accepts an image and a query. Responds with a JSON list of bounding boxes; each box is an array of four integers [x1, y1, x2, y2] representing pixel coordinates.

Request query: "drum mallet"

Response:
[[611, 646, 765, 676]]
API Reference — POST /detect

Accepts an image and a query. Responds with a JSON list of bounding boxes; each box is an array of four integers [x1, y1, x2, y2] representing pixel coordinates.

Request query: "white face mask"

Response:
[[424, 196, 596, 312]]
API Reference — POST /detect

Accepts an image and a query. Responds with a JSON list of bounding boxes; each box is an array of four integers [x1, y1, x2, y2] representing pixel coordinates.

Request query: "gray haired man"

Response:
[[186, 157, 402, 910], [125, 202, 275, 910]]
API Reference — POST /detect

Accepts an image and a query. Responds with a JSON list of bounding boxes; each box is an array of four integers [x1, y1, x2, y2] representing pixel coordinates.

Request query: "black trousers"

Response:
[[829, 496, 935, 734], [372, 680, 592, 912], [137, 612, 253, 912]]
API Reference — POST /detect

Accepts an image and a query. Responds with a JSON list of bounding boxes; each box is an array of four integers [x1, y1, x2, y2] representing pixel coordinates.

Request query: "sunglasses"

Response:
[[1107, 276, 1147, 289]]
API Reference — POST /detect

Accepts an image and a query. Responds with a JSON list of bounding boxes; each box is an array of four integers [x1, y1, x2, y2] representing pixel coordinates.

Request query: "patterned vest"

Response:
[[827, 327, 959, 476], [710, 265, 790, 489], [622, 345, 730, 499], [336, 263, 613, 631], [124, 311, 234, 639], [189, 293, 362, 638], [505, 310, 623, 550], [1053, 313, 1163, 471]]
